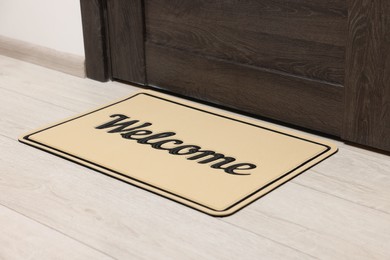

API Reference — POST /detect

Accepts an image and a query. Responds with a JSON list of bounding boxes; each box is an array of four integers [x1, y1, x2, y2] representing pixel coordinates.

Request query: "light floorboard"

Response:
[[0, 204, 113, 260]]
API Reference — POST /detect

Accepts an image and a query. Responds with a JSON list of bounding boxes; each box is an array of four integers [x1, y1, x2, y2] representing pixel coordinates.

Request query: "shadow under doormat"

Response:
[[19, 90, 337, 216]]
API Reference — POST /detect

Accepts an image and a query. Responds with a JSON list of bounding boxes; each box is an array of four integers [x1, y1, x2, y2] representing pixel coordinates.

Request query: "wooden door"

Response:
[[80, 0, 390, 152]]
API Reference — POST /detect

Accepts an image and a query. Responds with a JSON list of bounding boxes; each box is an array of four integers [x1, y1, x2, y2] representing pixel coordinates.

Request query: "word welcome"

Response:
[[96, 114, 256, 175]]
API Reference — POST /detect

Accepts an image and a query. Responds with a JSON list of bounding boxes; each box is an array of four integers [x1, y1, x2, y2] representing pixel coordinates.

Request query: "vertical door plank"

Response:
[[107, 0, 146, 84], [343, 0, 390, 151], [80, 0, 110, 82]]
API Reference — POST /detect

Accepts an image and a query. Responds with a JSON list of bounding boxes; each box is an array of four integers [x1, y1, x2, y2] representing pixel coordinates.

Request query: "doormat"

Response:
[[19, 90, 337, 216]]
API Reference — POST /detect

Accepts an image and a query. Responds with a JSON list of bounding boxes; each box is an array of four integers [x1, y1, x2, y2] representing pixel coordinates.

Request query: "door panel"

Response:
[[146, 43, 343, 135], [143, 0, 345, 136], [145, 0, 348, 84]]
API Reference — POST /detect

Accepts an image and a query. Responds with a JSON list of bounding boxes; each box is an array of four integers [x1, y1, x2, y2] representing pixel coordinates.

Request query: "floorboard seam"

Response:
[[0, 202, 118, 260]]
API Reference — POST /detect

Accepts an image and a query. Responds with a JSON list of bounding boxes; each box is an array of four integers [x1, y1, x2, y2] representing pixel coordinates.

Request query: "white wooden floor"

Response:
[[1, 54, 389, 260]]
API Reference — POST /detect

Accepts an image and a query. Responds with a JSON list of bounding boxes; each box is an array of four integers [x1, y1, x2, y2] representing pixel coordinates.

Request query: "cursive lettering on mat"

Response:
[[96, 114, 257, 175]]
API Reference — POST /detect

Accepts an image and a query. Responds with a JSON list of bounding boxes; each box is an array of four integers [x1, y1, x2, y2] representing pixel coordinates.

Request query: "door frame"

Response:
[[80, 0, 146, 84]]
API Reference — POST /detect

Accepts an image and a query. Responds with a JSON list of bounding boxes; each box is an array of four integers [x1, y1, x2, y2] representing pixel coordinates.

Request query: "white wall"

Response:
[[0, 0, 85, 56]]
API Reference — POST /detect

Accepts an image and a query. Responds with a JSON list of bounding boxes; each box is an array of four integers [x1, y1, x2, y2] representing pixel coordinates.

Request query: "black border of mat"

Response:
[[20, 92, 334, 215]]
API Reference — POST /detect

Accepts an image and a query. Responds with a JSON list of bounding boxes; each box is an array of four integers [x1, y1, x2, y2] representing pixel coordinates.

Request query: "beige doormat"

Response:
[[19, 90, 337, 216]]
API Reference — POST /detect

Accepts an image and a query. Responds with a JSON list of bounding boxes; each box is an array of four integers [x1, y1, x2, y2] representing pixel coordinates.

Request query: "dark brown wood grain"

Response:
[[80, 0, 110, 82], [145, 0, 347, 84], [106, 0, 146, 84], [343, 0, 390, 151], [146, 43, 343, 135], [81, 0, 390, 151]]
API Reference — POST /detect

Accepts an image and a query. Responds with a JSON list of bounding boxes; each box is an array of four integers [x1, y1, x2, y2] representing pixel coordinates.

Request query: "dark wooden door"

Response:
[[81, 0, 390, 152]]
